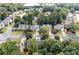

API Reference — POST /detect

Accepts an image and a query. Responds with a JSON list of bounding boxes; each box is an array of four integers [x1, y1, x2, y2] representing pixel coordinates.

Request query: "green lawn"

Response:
[[11, 30, 23, 35], [0, 28, 7, 33], [56, 31, 61, 36], [2, 28, 7, 32]]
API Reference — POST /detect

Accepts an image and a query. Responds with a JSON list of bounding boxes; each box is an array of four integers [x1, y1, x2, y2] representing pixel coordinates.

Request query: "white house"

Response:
[[54, 24, 64, 30], [30, 25, 39, 31], [35, 31, 41, 41], [66, 13, 73, 21], [64, 13, 73, 25], [18, 10, 24, 14], [33, 17, 38, 21], [44, 11, 51, 16], [46, 24, 52, 30], [19, 24, 29, 30], [73, 11, 79, 23], [50, 33, 55, 39], [0, 22, 5, 29], [35, 35, 41, 42]]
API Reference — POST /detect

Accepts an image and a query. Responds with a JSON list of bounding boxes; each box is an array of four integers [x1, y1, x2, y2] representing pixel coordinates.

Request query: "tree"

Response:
[[26, 32, 33, 40], [41, 33, 49, 40], [50, 41, 64, 54], [32, 9, 39, 17], [51, 29, 58, 34], [38, 39, 55, 54], [39, 26, 49, 35], [67, 23, 79, 33], [39, 26, 49, 39], [22, 13, 33, 24], [52, 7, 69, 24], [38, 39, 64, 55], [0, 40, 21, 55], [42, 6, 53, 12], [14, 16, 21, 27], [37, 6, 69, 26], [0, 7, 9, 21], [38, 48, 48, 55], [0, 48, 4, 55], [62, 40, 71, 47], [62, 45, 78, 55], [70, 8, 75, 13], [55, 35, 60, 40], [37, 14, 47, 25], [69, 40, 79, 50], [27, 38, 38, 54], [22, 14, 28, 24]]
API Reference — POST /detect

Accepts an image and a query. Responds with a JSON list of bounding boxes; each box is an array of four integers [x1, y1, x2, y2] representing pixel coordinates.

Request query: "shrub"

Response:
[[41, 34, 49, 40], [26, 32, 33, 40], [24, 29, 33, 34], [55, 35, 60, 40], [51, 29, 58, 34]]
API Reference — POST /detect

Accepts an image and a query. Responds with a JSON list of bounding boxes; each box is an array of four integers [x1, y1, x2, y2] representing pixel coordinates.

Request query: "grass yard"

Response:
[[0, 28, 7, 33], [2, 28, 7, 32], [56, 31, 61, 36], [11, 30, 23, 35]]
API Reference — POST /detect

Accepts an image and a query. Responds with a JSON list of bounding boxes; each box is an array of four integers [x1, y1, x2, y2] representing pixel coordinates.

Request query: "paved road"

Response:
[[0, 10, 24, 42], [0, 25, 12, 41], [0, 25, 24, 42]]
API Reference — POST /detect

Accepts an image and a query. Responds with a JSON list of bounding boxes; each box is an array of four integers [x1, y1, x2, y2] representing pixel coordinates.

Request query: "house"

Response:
[[35, 35, 41, 41], [74, 11, 79, 14], [33, 17, 38, 21], [44, 11, 51, 16], [18, 10, 24, 14], [54, 24, 64, 30], [50, 33, 55, 39], [46, 24, 52, 30], [66, 13, 73, 21], [43, 24, 52, 30], [19, 24, 29, 30], [38, 8, 43, 13], [30, 25, 39, 31], [64, 13, 73, 25], [35, 32, 41, 41], [0, 22, 5, 29], [73, 11, 79, 23]]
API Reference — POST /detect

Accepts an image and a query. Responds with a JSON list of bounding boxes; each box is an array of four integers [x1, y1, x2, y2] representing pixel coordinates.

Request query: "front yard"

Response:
[[11, 30, 23, 35], [0, 28, 7, 33]]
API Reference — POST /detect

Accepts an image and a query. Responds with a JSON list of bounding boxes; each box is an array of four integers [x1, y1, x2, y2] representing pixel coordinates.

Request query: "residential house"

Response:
[[46, 24, 52, 30], [73, 11, 79, 23], [54, 24, 64, 30], [44, 11, 51, 16], [50, 33, 55, 39], [30, 25, 39, 31], [0, 22, 5, 29], [43, 24, 52, 30], [64, 13, 73, 25], [33, 17, 38, 21], [35, 31, 41, 41], [19, 24, 29, 30], [35, 35, 41, 41]]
